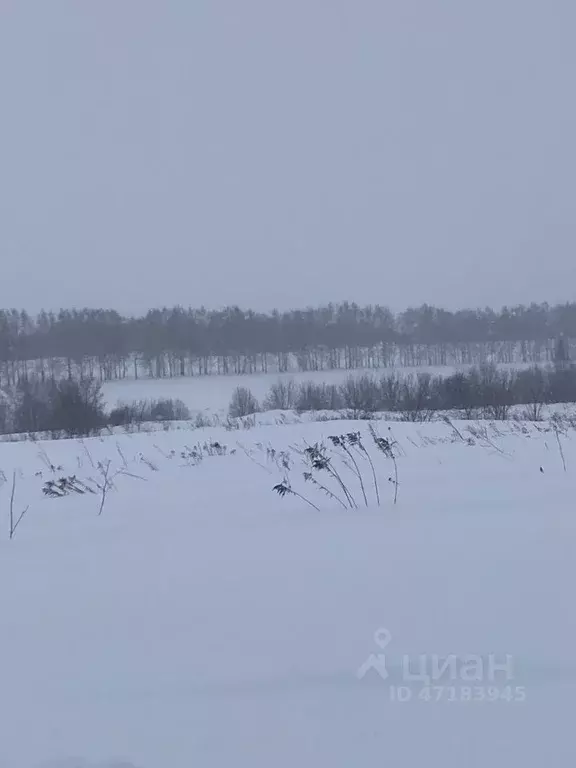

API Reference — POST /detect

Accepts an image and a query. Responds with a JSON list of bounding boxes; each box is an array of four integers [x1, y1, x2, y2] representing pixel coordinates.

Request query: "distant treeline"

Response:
[[0, 301, 575, 385], [2, 362, 575, 438], [0, 377, 191, 438], [240, 362, 576, 422]]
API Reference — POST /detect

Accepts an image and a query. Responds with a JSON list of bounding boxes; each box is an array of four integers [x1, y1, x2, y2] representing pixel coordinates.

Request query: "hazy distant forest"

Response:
[[0, 301, 575, 385]]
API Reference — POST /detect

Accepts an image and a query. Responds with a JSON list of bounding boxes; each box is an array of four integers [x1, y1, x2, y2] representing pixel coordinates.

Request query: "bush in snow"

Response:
[[10, 377, 106, 437], [228, 387, 260, 418], [263, 379, 297, 411], [295, 382, 343, 412], [109, 398, 191, 426]]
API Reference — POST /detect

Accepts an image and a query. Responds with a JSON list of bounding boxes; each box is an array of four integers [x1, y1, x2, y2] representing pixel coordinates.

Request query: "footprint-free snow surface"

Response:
[[0, 418, 575, 767]]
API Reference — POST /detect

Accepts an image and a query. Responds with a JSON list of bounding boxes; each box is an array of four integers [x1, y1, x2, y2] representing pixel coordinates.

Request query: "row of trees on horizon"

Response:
[[0, 301, 574, 385], [2, 362, 576, 438]]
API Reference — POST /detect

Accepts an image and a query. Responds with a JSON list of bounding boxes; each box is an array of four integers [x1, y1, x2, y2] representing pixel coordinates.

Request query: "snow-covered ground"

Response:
[[0, 417, 575, 767], [101, 362, 530, 415]]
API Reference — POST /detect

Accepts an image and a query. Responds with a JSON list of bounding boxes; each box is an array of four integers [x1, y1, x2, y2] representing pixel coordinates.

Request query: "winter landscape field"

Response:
[[99, 362, 532, 419], [1, 411, 575, 768], [4, 0, 576, 764]]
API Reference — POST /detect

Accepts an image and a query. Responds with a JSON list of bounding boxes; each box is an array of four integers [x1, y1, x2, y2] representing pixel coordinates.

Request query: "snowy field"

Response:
[[0, 416, 575, 767], [101, 362, 532, 416]]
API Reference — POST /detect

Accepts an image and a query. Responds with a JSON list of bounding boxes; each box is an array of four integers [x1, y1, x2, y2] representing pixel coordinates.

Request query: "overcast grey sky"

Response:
[[1, 1, 575, 315]]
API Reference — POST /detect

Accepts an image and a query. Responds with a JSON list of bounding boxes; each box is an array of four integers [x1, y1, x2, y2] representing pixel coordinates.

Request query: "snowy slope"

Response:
[[0, 419, 575, 768]]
